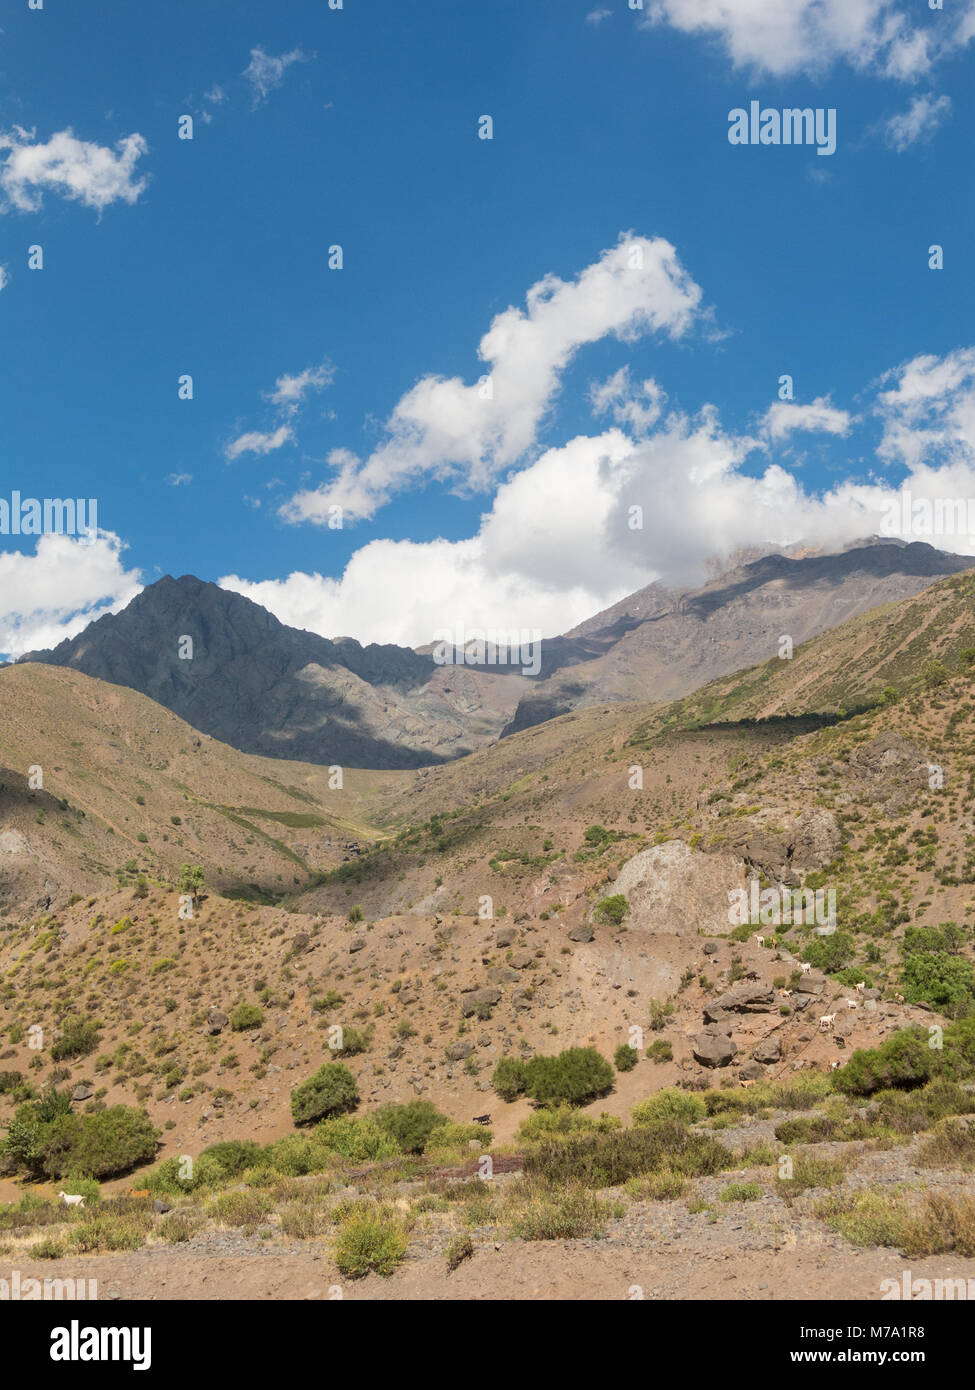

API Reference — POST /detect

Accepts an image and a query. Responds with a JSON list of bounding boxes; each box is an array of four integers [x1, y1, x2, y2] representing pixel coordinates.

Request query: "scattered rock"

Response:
[[460, 987, 502, 1017], [752, 1035, 782, 1064], [691, 1026, 737, 1068]]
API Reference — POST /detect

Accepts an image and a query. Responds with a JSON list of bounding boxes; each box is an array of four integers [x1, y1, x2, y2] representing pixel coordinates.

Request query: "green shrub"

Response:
[[145, 1155, 209, 1194], [199, 1140, 263, 1178], [491, 1048, 616, 1108], [523, 1123, 730, 1187], [333, 1214, 408, 1278], [446, 1233, 473, 1270], [330, 1025, 370, 1056], [491, 1056, 529, 1102], [521, 1047, 614, 1108], [516, 1107, 621, 1143], [901, 952, 975, 1013], [614, 1043, 638, 1072], [593, 894, 629, 927], [775, 1154, 848, 1199], [229, 1003, 264, 1032], [206, 1190, 273, 1227], [290, 1063, 359, 1125], [6, 1104, 158, 1180], [833, 1027, 938, 1097], [425, 1120, 492, 1151], [801, 931, 856, 973], [261, 1134, 330, 1177], [158, 1212, 201, 1244], [375, 1100, 448, 1154], [631, 1089, 706, 1127], [508, 1184, 611, 1240], [918, 1118, 975, 1171], [50, 1015, 101, 1062], [719, 1181, 762, 1202], [871, 1078, 975, 1133], [68, 1212, 150, 1253], [30, 1237, 67, 1259], [312, 1116, 400, 1163]]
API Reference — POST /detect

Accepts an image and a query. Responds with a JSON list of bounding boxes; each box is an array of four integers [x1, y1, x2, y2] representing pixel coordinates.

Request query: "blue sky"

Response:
[[2, 0, 975, 655]]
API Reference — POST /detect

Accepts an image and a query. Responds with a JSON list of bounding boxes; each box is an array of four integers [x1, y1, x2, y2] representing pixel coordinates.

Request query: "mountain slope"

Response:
[[0, 663, 391, 915], [502, 540, 975, 733], [4, 568, 975, 1179], [19, 542, 975, 771], [20, 576, 523, 770]]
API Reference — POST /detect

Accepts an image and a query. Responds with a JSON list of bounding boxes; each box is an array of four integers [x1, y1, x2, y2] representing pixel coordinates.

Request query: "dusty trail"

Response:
[[10, 1240, 974, 1301]]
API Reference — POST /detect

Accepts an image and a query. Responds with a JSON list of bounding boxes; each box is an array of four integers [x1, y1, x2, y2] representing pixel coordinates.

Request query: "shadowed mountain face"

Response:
[[17, 576, 499, 770], [19, 542, 975, 767]]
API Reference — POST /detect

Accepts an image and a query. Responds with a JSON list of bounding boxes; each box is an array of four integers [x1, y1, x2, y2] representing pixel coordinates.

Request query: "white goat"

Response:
[[800, 962, 812, 975], [755, 935, 765, 947], [819, 1014, 836, 1031], [845, 999, 859, 1009], [58, 1192, 84, 1208], [855, 982, 866, 994]]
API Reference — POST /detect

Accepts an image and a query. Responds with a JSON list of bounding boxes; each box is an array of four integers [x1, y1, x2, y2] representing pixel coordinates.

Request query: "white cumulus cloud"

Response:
[[224, 424, 294, 462], [882, 93, 952, 151], [0, 127, 148, 214], [281, 233, 706, 525], [266, 363, 334, 415], [223, 345, 975, 647], [643, 0, 943, 79], [760, 396, 853, 443], [0, 533, 142, 659]]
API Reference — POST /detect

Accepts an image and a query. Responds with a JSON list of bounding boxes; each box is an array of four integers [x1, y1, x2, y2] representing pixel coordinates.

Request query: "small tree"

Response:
[[178, 864, 206, 904], [229, 1003, 264, 1032], [593, 894, 629, 927], [290, 1063, 359, 1125], [491, 1056, 529, 1102], [374, 1101, 448, 1154]]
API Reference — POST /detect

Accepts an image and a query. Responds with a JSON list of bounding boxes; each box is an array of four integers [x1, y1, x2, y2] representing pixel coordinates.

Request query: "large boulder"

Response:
[[703, 983, 774, 1024], [487, 967, 520, 984], [611, 841, 744, 936], [706, 808, 842, 885], [460, 987, 502, 1017], [752, 1035, 782, 1064], [567, 923, 594, 943], [691, 1026, 737, 1069], [848, 734, 931, 813]]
